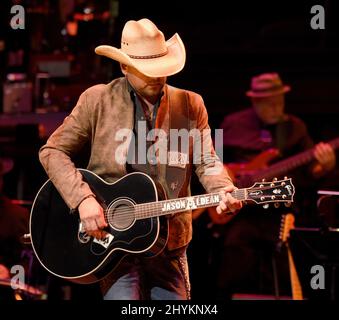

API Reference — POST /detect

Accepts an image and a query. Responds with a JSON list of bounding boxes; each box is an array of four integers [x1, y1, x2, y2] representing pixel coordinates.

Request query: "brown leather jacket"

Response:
[[39, 77, 233, 250]]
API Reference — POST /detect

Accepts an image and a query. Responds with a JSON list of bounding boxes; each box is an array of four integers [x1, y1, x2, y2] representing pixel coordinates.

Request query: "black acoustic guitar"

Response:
[[29, 169, 295, 284]]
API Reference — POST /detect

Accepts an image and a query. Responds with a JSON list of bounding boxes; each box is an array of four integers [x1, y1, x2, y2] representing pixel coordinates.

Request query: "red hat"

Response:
[[246, 73, 291, 98]]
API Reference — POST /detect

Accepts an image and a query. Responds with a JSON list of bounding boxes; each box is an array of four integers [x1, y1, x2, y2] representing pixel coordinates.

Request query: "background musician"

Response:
[[215, 72, 336, 299]]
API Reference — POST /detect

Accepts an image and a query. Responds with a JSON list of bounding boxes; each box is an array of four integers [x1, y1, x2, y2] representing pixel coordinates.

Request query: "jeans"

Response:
[[103, 247, 190, 300]]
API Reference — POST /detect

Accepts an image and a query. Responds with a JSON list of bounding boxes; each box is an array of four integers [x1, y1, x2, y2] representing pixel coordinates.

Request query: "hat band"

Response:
[[127, 49, 168, 60], [251, 84, 284, 93]]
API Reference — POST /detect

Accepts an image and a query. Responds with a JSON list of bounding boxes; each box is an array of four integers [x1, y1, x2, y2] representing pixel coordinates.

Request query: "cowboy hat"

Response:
[[95, 18, 186, 78], [0, 157, 14, 175], [246, 73, 291, 98]]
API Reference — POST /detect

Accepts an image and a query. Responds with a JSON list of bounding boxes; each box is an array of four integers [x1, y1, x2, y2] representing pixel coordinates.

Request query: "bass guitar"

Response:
[[226, 137, 339, 187]]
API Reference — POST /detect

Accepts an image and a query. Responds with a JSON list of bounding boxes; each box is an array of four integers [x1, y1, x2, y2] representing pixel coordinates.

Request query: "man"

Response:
[[0, 157, 29, 280], [216, 72, 336, 298], [39, 18, 242, 300]]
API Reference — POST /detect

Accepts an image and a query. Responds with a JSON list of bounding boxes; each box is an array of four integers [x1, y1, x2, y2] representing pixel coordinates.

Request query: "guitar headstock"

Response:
[[246, 177, 295, 208]]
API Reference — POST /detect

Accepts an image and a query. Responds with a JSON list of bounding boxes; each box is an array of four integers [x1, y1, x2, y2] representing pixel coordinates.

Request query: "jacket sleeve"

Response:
[[39, 91, 95, 209], [189, 92, 234, 193]]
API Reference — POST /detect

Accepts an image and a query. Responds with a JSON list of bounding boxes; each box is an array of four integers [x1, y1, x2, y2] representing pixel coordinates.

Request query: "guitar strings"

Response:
[[100, 186, 288, 220], [101, 184, 284, 220], [99, 185, 288, 224]]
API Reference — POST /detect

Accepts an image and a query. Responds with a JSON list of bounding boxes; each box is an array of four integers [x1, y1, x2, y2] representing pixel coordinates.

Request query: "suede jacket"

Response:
[[39, 77, 233, 250]]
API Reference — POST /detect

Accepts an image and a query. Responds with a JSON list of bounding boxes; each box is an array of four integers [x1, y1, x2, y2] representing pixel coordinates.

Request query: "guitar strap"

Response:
[[164, 87, 190, 199]]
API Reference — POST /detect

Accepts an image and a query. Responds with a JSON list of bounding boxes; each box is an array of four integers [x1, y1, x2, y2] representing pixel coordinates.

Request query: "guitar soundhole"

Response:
[[107, 198, 136, 230]]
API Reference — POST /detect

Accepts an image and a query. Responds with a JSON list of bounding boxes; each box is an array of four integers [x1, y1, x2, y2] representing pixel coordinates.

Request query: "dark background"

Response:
[[118, 0, 339, 140], [0, 4, 338, 212], [1, 2, 337, 150], [1, 0, 338, 140], [0, 0, 336, 199], [0, 0, 339, 300]]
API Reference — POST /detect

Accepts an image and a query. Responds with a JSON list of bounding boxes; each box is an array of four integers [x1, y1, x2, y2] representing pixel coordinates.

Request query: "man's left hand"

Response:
[[216, 185, 243, 215], [314, 142, 336, 173]]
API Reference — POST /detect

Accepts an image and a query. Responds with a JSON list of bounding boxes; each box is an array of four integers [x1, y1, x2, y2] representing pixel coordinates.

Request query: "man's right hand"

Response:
[[78, 196, 108, 239]]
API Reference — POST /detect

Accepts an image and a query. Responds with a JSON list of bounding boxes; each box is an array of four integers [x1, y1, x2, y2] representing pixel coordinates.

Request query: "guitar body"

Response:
[[30, 170, 168, 284]]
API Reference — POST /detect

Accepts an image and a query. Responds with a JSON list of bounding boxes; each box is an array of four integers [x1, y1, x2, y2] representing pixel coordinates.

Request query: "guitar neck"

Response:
[[133, 178, 294, 220], [279, 213, 303, 300], [134, 188, 247, 220], [253, 137, 339, 180], [287, 247, 303, 300]]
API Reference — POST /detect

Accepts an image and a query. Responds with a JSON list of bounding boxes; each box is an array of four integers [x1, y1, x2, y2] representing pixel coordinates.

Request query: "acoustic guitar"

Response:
[[29, 169, 295, 284]]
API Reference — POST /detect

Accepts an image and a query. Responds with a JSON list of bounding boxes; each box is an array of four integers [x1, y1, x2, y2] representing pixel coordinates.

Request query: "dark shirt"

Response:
[[126, 82, 162, 178], [221, 108, 314, 164]]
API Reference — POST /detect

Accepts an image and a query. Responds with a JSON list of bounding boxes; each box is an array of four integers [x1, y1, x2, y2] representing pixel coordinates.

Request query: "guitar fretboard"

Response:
[[134, 188, 247, 220]]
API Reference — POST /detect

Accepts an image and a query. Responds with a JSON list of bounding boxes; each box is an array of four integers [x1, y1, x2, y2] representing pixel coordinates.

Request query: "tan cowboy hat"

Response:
[[95, 18, 186, 78], [0, 157, 14, 175], [246, 73, 291, 98]]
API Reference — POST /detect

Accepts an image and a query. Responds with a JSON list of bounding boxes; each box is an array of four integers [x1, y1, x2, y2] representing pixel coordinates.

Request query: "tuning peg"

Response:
[[273, 177, 278, 182], [274, 203, 280, 208], [284, 176, 288, 180], [262, 178, 266, 182], [284, 202, 292, 207], [281, 181, 286, 186], [263, 204, 269, 209]]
